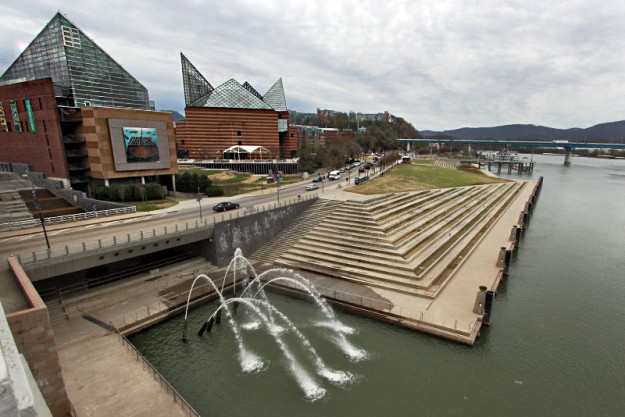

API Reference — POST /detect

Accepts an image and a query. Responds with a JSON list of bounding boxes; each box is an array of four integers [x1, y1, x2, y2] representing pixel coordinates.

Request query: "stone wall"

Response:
[[6, 256, 70, 417], [206, 197, 316, 266]]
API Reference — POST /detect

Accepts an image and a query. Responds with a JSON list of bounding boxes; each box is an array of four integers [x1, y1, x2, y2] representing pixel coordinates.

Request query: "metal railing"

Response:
[[0, 206, 137, 231], [107, 274, 478, 338], [278, 279, 480, 336], [17, 194, 317, 265], [108, 277, 227, 330], [17, 219, 212, 265], [116, 331, 199, 417]]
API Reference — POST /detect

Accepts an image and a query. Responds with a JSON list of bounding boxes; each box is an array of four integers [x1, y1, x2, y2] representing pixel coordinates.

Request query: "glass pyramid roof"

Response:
[[200, 79, 273, 110], [1, 12, 149, 109], [181, 53, 214, 107], [263, 78, 287, 111], [181, 55, 287, 111]]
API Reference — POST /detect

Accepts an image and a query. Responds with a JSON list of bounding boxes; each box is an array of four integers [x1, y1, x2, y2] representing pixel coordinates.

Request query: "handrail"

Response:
[[0, 206, 137, 231], [115, 331, 199, 417], [16, 194, 317, 265], [107, 277, 226, 330], [107, 274, 477, 338]]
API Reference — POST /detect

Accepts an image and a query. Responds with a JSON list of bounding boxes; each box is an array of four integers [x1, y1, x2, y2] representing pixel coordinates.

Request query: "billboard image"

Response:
[[123, 127, 159, 162], [9, 100, 22, 133], [0, 102, 7, 132], [24, 98, 37, 132]]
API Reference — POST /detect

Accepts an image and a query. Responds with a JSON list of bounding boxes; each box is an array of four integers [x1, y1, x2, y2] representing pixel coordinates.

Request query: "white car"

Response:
[[328, 170, 341, 180], [305, 184, 319, 191]]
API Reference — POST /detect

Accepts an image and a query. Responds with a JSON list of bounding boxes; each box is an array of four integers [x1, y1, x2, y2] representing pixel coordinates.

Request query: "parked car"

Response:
[[213, 202, 240, 212], [312, 176, 324, 183], [305, 184, 319, 191]]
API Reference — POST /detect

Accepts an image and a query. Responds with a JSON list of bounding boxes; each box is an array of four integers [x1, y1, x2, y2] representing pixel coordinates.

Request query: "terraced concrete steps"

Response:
[[276, 182, 526, 296], [249, 199, 343, 264]]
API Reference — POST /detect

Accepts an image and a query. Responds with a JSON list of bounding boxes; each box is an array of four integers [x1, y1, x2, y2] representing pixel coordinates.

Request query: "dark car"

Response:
[[213, 202, 240, 212]]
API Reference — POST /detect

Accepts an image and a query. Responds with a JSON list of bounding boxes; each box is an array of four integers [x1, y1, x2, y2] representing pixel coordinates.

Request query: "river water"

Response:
[[130, 154, 625, 417]]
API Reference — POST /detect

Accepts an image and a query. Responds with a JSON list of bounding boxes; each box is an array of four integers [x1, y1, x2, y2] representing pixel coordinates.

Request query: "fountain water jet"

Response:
[[182, 274, 264, 373], [182, 249, 367, 399]]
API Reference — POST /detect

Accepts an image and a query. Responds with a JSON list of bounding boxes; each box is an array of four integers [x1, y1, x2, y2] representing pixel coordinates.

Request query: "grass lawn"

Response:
[[348, 162, 508, 195], [129, 199, 178, 212], [177, 168, 304, 196]]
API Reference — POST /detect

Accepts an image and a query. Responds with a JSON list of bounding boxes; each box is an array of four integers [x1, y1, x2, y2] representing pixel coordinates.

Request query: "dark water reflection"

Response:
[[131, 154, 625, 417]]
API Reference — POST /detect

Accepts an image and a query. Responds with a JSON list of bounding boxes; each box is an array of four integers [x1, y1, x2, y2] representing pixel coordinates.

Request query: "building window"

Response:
[[237, 131, 241, 136], [62, 26, 81, 49]]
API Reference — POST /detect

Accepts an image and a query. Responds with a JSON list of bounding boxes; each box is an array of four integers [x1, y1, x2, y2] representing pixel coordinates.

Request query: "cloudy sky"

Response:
[[1, 0, 624, 131]]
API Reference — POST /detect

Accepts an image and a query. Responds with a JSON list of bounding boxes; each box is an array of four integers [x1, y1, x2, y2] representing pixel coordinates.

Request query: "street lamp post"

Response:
[[196, 187, 203, 220], [24, 173, 50, 250]]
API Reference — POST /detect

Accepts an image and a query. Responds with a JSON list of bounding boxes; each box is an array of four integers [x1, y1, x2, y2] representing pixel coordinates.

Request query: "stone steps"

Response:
[[249, 199, 343, 265], [276, 182, 523, 294]]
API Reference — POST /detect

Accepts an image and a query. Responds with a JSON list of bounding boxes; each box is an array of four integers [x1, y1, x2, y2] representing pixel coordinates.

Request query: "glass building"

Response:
[[1, 12, 150, 109]]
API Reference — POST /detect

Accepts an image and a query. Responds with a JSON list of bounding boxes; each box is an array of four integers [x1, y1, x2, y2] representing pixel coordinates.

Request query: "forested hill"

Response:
[[422, 120, 625, 142]]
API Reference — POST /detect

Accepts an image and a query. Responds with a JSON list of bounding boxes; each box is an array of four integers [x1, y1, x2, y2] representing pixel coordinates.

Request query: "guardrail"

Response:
[[107, 277, 227, 330], [115, 331, 199, 417], [17, 218, 213, 265], [277, 279, 479, 336], [17, 194, 317, 266], [0, 206, 137, 231], [107, 274, 478, 339]]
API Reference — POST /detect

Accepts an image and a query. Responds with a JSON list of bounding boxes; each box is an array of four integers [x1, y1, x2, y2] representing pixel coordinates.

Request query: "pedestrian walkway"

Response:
[[54, 318, 194, 417]]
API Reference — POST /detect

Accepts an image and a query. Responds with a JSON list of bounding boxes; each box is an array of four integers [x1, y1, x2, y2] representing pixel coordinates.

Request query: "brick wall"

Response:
[[6, 256, 70, 417], [180, 107, 283, 160], [0, 78, 69, 179]]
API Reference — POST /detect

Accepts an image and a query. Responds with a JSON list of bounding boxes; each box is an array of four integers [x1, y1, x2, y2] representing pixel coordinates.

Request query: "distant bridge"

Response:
[[399, 139, 625, 166]]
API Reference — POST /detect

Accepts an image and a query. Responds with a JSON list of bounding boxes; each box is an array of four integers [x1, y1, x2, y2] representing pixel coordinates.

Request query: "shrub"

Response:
[[108, 185, 121, 201], [204, 186, 224, 197], [176, 172, 213, 193], [145, 183, 165, 199], [92, 186, 109, 200]]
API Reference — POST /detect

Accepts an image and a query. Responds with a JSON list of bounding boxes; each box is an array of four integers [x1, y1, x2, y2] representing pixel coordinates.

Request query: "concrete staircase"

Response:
[[0, 190, 34, 223], [276, 182, 527, 297], [249, 199, 343, 265], [19, 188, 83, 218]]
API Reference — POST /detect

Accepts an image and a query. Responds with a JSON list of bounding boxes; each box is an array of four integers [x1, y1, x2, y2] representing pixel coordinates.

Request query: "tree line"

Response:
[[296, 112, 422, 172]]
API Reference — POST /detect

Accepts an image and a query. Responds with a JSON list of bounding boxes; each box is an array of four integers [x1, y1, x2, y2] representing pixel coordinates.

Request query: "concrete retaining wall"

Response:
[[206, 197, 317, 266], [6, 256, 70, 416]]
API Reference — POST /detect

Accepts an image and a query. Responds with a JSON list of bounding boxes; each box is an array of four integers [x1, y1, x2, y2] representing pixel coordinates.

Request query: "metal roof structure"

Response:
[[1, 12, 150, 109], [222, 145, 272, 154], [181, 54, 287, 111]]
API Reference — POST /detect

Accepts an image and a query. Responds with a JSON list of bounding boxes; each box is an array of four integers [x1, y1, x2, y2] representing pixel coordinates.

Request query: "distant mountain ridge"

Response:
[[421, 120, 625, 142]]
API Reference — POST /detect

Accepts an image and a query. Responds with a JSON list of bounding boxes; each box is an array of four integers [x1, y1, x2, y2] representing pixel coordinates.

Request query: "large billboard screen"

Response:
[[108, 119, 171, 172], [123, 127, 159, 162]]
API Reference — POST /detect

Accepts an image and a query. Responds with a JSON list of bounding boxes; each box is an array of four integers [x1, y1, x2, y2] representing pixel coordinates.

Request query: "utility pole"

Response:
[[196, 187, 203, 220], [32, 188, 50, 250]]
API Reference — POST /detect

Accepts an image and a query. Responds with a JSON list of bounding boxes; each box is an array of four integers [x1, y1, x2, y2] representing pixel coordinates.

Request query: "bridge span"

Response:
[[399, 139, 625, 166]]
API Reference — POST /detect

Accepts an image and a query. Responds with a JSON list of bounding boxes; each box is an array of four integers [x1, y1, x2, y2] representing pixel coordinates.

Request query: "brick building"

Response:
[[0, 13, 177, 194], [176, 54, 298, 161]]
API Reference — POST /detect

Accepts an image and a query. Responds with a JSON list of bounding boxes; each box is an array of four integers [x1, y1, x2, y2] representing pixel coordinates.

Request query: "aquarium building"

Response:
[[0, 12, 177, 193], [176, 54, 298, 162]]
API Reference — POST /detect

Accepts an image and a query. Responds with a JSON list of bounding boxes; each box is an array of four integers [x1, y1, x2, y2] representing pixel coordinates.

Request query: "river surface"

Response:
[[130, 154, 625, 417]]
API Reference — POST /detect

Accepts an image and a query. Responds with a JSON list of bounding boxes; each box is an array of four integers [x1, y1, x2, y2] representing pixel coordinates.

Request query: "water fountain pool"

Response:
[[180, 248, 368, 401]]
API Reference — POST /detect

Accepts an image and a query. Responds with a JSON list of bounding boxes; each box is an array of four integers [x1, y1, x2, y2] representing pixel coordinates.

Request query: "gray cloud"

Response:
[[1, 0, 624, 131]]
